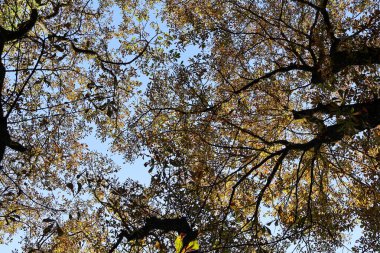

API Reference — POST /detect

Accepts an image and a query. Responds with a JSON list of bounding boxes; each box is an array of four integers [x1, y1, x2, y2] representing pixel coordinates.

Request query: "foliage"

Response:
[[0, 0, 379, 252], [0, 0, 161, 251]]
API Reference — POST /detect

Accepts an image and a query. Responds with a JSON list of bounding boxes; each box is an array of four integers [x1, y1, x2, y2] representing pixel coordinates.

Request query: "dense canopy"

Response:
[[0, 0, 379, 252]]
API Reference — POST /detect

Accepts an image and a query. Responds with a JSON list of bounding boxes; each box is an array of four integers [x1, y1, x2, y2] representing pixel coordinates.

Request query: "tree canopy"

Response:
[[0, 0, 379, 252]]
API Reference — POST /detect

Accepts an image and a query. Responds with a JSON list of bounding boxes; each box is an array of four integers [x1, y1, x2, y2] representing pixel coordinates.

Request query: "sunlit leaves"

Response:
[[118, 0, 380, 252], [0, 0, 379, 252]]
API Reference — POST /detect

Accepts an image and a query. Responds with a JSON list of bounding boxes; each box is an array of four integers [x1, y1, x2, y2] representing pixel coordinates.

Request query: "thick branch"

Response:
[[109, 217, 196, 253], [0, 55, 5, 93], [0, 11, 39, 163], [293, 99, 380, 119], [0, 9, 38, 42], [331, 47, 380, 73], [0, 9, 38, 162], [291, 99, 380, 150], [0, 116, 27, 160]]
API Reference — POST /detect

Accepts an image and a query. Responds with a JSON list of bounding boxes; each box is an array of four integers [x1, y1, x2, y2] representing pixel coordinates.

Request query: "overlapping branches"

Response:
[[109, 217, 196, 253]]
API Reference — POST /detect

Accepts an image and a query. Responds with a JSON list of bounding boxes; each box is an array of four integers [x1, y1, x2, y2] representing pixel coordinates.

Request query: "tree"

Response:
[[0, 0, 170, 251], [122, 0, 380, 252], [1, 0, 380, 252]]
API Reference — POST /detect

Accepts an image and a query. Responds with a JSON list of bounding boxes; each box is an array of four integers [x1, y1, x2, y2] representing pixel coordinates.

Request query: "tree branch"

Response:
[[293, 99, 380, 120], [290, 99, 380, 151], [0, 9, 38, 42], [108, 217, 196, 253], [331, 47, 380, 73], [49, 34, 154, 66], [235, 64, 313, 94], [253, 150, 289, 224], [294, 0, 336, 41]]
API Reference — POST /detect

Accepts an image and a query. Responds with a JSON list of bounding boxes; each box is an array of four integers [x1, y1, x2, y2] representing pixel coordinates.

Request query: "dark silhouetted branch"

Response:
[[0, 9, 38, 42], [108, 217, 196, 253]]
